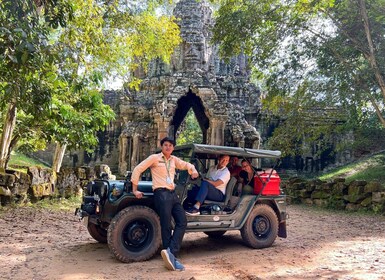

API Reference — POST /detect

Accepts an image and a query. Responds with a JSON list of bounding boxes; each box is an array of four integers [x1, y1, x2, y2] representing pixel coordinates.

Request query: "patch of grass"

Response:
[[346, 166, 385, 183], [318, 153, 385, 184], [27, 196, 82, 211], [8, 151, 50, 172], [0, 196, 82, 214]]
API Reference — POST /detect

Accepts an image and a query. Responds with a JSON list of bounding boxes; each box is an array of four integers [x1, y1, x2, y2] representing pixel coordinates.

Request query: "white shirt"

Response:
[[206, 165, 231, 194]]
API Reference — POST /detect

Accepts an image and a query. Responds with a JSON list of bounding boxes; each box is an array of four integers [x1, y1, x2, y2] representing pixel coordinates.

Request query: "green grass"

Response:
[[318, 153, 385, 183], [8, 151, 50, 172], [28, 196, 82, 211], [0, 196, 82, 213]]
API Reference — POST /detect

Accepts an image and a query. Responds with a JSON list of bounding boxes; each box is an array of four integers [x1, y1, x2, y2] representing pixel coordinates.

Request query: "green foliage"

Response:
[[347, 166, 385, 183], [58, 0, 181, 86], [0, 0, 75, 169], [0, 0, 182, 165], [350, 127, 385, 157], [326, 196, 347, 210], [211, 0, 385, 157], [372, 202, 385, 215], [46, 87, 115, 152], [0, 0, 68, 108], [176, 109, 203, 145]]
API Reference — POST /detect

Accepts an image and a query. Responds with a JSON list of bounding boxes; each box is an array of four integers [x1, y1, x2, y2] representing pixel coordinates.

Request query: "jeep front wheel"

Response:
[[87, 222, 107, 243], [240, 204, 278, 249], [107, 206, 161, 263]]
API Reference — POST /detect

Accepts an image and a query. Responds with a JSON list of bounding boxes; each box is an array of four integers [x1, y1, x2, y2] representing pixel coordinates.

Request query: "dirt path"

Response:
[[1, 205, 385, 280]]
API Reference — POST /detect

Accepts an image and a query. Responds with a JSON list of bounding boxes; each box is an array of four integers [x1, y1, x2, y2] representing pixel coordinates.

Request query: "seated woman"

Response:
[[239, 159, 256, 195]]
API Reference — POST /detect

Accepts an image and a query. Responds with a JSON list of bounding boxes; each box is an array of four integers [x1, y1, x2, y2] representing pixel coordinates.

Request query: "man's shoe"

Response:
[[161, 248, 176, 271], [175, 259, 185, 271], [186, 207, 200, 216]]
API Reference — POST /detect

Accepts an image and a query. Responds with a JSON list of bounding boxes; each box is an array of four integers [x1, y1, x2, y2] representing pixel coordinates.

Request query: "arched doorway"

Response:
[[170, 90, 209, 144]]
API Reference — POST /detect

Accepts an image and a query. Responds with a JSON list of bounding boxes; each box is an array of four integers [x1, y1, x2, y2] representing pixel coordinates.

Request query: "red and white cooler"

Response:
[[254, 170, 281, 195]]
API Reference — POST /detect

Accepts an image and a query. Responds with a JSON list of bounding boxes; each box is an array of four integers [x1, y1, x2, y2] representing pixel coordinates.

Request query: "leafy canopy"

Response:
[[211, 0, 385, 157], [1, 0, 182, 165]]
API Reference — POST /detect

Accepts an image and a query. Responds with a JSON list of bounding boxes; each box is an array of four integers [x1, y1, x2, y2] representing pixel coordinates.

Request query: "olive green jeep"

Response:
[[75, 144, 287, 263]]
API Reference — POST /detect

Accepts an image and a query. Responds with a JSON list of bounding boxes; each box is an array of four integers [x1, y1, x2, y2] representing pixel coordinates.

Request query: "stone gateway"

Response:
[[61, 0, 264, 175]]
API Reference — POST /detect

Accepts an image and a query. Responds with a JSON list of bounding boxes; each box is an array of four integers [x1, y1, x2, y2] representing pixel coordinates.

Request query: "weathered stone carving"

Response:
[[114, 0, 262, 174], [56, 0, 263, 175]]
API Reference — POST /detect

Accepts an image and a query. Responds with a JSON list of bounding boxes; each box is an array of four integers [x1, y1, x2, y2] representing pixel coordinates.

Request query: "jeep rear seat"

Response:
[[203, 176, 237, 208]]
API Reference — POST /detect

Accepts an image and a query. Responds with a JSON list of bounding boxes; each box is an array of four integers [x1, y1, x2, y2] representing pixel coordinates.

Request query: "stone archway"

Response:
[[170, 89, 209, 143], [115, 0, 262, 173], [60, 0, 264, 175]]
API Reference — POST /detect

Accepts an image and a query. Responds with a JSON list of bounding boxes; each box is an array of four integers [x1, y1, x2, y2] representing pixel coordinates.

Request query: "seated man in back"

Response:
[[186, 155, 231, 215], [228, 156, 242, 179]]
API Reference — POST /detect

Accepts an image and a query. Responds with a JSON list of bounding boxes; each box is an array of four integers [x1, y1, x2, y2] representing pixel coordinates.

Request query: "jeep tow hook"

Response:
[[75, 208, 89, 221]]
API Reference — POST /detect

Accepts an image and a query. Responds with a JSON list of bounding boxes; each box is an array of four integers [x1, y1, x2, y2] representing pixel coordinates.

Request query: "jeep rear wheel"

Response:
[[241, 204, 278, 249], [107, 206, 161, 263], [87, 222, 107, 243]]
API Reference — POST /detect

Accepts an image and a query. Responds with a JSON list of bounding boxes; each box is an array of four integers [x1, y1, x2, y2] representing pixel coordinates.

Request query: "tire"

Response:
[[241, 204, 279, 249], [204, 231, 226, 238], [107, 206, 161, 263], [87, 223, 107, 243]]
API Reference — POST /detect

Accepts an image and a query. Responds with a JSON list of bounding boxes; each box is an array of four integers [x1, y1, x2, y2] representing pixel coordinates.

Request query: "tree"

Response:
[[49, 85, 115, 172], [211, 0, 385, 156], [0, 0, 73, 171], [1, 0, 181, 171], [176, 109, 203, 145], [43, 0, 181, 171]]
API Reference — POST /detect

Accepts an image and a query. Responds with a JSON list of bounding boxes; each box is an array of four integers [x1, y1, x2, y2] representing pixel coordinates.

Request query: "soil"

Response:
[[1, 204, 385, 280]]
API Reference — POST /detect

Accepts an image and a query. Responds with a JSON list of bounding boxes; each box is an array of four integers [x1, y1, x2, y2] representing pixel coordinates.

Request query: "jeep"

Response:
[[75, 144, 287, 263]]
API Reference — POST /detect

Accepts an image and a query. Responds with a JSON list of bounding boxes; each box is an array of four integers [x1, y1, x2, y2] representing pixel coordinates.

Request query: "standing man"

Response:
[[131, 137, 199, 271]]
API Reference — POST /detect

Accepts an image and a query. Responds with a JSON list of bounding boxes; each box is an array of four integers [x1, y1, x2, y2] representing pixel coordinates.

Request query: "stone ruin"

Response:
[[283, 177, 385, 213], [58, 0, 264, 175], [49, 0, 345, 175], [117, 0, 264, 174]]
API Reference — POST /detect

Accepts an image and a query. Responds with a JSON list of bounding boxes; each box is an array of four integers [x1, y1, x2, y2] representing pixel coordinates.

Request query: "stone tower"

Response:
[[117, 0, 262, 174], [43, 0, 262, 174]]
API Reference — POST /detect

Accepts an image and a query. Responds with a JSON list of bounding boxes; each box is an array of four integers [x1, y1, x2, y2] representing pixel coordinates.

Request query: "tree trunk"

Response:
[[0, 103, 17, 171], [4, 135, 20, 170], [52, 143, 67, 173], [358, 0, 385, 108]]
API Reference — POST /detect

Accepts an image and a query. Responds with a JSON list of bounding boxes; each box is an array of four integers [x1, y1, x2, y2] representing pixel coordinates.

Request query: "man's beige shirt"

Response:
[[131, 152, 197, 191]]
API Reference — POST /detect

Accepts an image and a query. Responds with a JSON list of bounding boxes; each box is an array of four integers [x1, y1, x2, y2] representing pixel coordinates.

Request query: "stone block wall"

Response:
[[283, 177, 385, 214], [0, 165, 115, 206]]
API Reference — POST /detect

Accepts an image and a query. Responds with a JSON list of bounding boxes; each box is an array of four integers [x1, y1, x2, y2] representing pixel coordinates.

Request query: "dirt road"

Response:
[[1, 205, 385, 280]]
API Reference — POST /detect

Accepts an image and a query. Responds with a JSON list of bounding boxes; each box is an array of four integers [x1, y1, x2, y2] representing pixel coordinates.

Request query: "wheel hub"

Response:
[[253, 216, 270, 236], [125, 222, 148, 245]]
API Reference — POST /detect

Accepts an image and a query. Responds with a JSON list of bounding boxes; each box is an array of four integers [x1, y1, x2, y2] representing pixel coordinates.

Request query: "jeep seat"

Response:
[[203, 176, 237, 208]]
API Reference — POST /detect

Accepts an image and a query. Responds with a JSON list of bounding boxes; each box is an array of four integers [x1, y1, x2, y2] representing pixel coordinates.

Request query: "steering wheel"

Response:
[[186, 172, 203, 186]]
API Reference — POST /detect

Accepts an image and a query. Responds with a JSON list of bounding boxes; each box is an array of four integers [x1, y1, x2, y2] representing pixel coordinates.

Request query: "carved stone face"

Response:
[[137, 106, 149, 118], [184, 42, 203, 64]]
